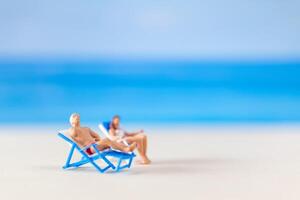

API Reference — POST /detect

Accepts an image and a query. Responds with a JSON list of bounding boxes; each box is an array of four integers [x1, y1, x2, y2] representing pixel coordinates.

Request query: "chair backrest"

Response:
[[102, 121, 111, 131], [57, 130, 76, 146], [98, 123, 112, 140]]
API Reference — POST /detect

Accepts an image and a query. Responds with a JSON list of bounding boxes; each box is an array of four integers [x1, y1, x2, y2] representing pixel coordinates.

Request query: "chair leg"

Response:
[[63, 144, 76, 169], [89, 160, 104, 173], [76, 150, 115, 173], [127, 156, 133, 168], [116, 158, 123, 172], [89, 160, 112, 173], [101, 155, 116, 170]]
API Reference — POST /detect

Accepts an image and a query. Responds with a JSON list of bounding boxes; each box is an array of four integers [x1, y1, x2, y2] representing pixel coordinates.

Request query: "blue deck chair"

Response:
[[58, 130, 135, 173], [98, 121, 136, 171]]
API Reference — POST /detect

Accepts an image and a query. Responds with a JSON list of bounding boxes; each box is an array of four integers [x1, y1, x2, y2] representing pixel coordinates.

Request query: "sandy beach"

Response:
[[1, 124, 300, 200]]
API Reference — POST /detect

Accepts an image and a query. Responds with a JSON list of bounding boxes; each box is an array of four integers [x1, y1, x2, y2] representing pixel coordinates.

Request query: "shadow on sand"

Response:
[[36, 157, 241, 175], [130, 157, 241, 175]]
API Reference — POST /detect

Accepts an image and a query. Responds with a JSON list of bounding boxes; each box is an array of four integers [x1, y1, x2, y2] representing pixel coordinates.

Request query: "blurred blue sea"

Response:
[[0, 58, 300, 124]]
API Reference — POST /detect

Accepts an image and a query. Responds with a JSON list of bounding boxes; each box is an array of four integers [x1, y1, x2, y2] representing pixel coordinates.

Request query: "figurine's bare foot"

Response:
[[136, 156, 151, 165]]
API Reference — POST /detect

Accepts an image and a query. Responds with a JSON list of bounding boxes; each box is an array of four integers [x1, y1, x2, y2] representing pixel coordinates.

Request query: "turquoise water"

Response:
[[0, 58, 300, 124]]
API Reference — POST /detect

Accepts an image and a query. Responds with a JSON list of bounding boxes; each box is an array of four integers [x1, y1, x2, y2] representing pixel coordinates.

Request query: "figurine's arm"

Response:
[[89, 128, 101, 141]]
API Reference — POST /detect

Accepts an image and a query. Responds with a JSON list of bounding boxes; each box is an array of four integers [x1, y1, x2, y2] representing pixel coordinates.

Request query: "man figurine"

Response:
[[69, 113, 136, 155]]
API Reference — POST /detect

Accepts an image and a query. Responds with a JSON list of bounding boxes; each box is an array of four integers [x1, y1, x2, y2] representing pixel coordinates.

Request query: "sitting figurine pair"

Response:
[[69, 113, 151, 165]]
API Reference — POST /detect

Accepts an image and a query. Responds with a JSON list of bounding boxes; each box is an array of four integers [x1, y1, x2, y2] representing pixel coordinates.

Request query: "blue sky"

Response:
[[0, 0, 299, 59]]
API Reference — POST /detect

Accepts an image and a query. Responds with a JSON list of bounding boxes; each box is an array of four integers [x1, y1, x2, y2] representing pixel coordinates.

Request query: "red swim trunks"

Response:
[[85, 147, 94, 155]]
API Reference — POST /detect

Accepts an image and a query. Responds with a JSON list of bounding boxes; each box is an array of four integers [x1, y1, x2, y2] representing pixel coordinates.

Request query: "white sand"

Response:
[[1, 124, 300, 200]]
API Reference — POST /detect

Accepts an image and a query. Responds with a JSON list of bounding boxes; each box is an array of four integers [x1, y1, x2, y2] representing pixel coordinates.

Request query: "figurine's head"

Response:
[[111, 115, 120, 129], [69, 113, 80, 127]]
